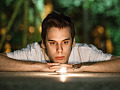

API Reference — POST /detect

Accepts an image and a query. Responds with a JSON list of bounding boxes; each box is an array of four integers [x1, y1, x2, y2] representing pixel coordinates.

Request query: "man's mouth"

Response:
[[55, 56, 65, 60]]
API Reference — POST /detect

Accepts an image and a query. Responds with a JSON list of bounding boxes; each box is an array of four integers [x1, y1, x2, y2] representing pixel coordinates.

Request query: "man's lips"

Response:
[[55, 56, 65, 60]]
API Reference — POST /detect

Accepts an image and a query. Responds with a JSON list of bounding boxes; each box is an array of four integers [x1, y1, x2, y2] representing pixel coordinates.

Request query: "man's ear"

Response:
[[41, 40, 46, 49], [72, 37, 75, 47]]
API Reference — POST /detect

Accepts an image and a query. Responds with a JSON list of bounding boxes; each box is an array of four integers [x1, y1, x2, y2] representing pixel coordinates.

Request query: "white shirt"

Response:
[[7, 42, 112, 64]]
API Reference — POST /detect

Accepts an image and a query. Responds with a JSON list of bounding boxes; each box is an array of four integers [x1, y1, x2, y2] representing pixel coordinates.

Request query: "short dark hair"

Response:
[[41, 11, 75, 44]]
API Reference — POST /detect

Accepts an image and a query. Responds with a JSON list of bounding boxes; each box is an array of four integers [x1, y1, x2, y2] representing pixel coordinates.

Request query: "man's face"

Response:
[[43, 27, 75, 64]]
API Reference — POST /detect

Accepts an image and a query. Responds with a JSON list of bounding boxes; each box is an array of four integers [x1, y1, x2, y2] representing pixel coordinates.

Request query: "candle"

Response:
[[56, 67, 67, 75]]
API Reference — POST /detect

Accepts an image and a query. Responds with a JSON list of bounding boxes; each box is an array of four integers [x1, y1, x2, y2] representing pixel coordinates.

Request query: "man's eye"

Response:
[[50, 42, 55, 45], [63, 41, 69, 44]]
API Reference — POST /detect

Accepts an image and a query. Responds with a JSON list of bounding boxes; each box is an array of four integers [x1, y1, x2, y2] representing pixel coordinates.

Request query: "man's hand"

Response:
[[39, 63, 56, 72], [47, 63, 72, 72], [47, 63, 82, 72]]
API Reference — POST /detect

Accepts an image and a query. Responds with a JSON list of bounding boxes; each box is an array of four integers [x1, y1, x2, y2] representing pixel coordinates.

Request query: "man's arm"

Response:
[[48, 56, 120, 73], [0, 53, 54, 72], [71, 56, 120, 72]]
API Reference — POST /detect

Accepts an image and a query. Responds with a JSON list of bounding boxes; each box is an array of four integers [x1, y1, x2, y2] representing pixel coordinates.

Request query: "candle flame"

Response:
[[56, 67, 67, 75]]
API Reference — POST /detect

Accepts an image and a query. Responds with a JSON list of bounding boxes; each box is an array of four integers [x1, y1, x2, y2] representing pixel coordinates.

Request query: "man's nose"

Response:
[[56, 44, 63, 53]]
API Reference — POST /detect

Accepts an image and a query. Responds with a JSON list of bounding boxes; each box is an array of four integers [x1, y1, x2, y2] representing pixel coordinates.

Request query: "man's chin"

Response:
[[53, 60, 67, 64]]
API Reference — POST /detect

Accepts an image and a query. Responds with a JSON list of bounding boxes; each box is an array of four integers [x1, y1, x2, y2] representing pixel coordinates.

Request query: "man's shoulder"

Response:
[[26, 42, 41, 49], [6, 41, 45, 62], [12, 42, 42, 53], [74, 43, 97, 49]]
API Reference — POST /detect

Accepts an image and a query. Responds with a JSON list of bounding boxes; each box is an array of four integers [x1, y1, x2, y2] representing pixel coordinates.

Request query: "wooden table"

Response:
[[0, 72, 120, 90]]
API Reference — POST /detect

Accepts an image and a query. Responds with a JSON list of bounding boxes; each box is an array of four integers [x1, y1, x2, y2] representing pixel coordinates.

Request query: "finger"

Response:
[[49, 66, 60, 69], [60, 64, 73, 68], [46, 68, 57, 72], [48, 69, 57, 72], [47, 63, 60, 66], [67, 68, 74, 72], [49, 67, 60, 72]]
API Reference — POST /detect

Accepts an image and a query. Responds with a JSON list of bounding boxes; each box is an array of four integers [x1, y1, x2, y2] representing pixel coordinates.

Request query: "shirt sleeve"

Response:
[[77, 44, 112, 63], [6, 42, 44, 62]]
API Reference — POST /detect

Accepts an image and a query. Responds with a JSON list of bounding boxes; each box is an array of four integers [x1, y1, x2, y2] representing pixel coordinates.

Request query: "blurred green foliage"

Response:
[[53, 0, 120, 55], [0, 0, 120, 55]]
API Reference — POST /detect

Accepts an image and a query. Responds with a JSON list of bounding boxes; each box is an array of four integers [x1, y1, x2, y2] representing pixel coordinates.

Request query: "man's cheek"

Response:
[[65, 47, 71, 51]]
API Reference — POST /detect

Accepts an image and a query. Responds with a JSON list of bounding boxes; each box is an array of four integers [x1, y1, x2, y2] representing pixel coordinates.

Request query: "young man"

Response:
[[0, 11, 120, 72]]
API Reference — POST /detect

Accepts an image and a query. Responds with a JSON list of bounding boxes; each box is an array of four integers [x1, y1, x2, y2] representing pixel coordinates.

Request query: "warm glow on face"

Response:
[[45, 27, 73, 64]]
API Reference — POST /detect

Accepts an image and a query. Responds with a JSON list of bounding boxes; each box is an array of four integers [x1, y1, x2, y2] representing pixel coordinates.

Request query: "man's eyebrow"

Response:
[[63, 38, 71, 41], [48, 38, 70, 41], [48, 40, 55, 41]]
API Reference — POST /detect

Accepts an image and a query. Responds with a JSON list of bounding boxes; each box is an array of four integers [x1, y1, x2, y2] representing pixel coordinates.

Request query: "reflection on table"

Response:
[[0, 72, 120, 90]]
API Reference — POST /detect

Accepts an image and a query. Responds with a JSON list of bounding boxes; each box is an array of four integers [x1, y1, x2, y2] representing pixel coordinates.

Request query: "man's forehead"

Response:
[[46, 27, 72, 41], [46, 27, 71, 33]]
